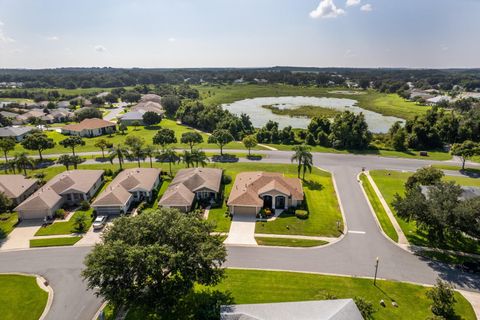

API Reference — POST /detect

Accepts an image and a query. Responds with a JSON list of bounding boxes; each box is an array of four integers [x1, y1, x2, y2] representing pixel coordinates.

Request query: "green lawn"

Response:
[[197, 84, 428, 120], [255, 237, 328, 247], [360, 173, 398, 242], [0, 274, 48, 320], [269, 143, 452, 161], [255, 168, 343, 237], [10, 119, 261, 157], [370, 170, 480, 254], [0, 212, 18, 239], [34, 209, 94, 236], [116, 269, 476, 320], [30, 236, 82, 247]]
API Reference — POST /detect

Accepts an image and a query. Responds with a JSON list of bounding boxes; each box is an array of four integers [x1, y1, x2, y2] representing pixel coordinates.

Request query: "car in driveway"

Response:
[[92, 215, 108, 230]]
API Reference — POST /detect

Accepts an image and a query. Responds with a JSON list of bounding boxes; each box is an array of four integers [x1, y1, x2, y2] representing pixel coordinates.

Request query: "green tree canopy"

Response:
[[180, 132, 204, 152], [242, 135, 258, 156], [0, 138, 16, 173], [208, 129, 234, 156], [142, 111, 162, 126], [21, 132, 55, 160], [153, 128, 177, 150], [451, 140, 480, 170], [59, 136, 85, 156], [75, 107, 103, 122], [82, 208, 226, 316]]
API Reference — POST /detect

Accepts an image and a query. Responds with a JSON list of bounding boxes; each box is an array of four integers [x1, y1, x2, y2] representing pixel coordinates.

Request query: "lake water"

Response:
[[221, 96, 404, 133]]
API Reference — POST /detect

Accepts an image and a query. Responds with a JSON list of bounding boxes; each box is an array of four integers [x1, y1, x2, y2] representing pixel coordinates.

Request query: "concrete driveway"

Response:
[[224, 215, 257, 246], [0, 220, 41, 250]]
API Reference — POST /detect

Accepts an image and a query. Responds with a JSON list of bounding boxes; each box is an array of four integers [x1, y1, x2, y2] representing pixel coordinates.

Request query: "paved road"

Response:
[[1, 151, 480, 320]]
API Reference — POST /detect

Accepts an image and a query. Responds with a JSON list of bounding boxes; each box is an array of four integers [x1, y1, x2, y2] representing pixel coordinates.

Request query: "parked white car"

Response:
[[92, 215, 108, 230]]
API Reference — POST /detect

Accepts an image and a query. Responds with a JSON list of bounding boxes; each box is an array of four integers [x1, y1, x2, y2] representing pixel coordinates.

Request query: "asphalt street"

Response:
[[1, 151, 479, 320]]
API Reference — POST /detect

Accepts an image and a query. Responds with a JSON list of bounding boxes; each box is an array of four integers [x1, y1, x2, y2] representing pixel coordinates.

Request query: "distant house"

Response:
[[220, 300, 363, 320], [92, 168, 161, 215], [131, 101, 165, 115], [118, 111, 145, 126], [159, 168, 223, 212], [0, 126, 34, 142], [227, 172, 304, 216], [0, 111, 18, 120], [140, 94, 162, 104], [61, 118, 116, 137], [57, 101, 71, 109], [0, 175, 39, 205], [15, 109, 45, 123], [426, 95, 452, 105], [15, 170, 104, 220], [50, 108, 74, 122]]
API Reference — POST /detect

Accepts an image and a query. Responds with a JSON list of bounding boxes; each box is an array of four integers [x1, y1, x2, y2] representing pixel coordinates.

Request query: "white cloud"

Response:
[[94, 45, 107, 52], [46, 36, 59, 41], [360, 4, 373, 12], [310, 0, 345, 19], [0, 21, 15, 43], [346, 0, 361, 7]]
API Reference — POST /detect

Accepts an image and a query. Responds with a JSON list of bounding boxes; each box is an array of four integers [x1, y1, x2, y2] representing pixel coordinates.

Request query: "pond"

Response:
[[221, 96, 404, 133]]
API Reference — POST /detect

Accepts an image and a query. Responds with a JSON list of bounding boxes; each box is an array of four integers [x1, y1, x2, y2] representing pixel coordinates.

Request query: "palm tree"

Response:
[[161, 147, 178, 176], [109, 145, 128, 170], [181, 150, 193, 168], [14, 152, 34, 176], [143, 145, 156, 168], [191, 149, 209, 168], [291, 144, 313, 180]]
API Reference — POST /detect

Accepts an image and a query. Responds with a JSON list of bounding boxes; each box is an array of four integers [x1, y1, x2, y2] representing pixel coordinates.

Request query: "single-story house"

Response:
[[92, 168, 161, 215], [0, 126, 34, 141], [159, 168, 223, 212], [426, 95, 452, 105], [140, 94, 162, 104], [131, 101, 165, 115], [220, 299, 363, 320], [118, 111, 145, 126], [57, 101, 71, 109], [0, 175, 39, 205], [61, 118, 117, 137], [227, 172, 304, 216], [15, 170, 104, 220], [421, 185, 480, 201]]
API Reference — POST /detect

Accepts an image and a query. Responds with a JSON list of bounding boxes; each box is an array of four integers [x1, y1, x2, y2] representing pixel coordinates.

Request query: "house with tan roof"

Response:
[[159, 168, 223, 212], [61, 118, 116, 137], [227, 172, 304, 216], [92, 168, 161, 215], [0, 175, 39, 205], [131, 101, 165, 116], [140, 94, 162, 104], [15, 170, 104, 220]]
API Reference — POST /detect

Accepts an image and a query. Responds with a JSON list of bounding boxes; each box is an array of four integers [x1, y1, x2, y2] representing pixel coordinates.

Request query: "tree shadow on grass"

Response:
[[145, 125, 162, 130], [304, 180, 324, 191]]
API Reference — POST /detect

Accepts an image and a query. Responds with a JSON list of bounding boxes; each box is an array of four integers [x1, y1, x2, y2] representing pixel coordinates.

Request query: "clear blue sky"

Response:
[[0, 0, 479, 68]]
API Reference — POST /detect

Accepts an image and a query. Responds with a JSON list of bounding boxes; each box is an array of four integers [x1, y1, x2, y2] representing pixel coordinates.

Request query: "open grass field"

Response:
[[30, 236, 82, 247], [370, 170, 480, 254], [262, 104, 341, 118], [0, 212, 18, 239], [115, 269, 476, 320], [0, 274, 48, 320], [255, 237, 328, 247], [255, 168, 343, 237], [34, 209, 94, 236], [10, 119, 259, 156], [196, 84, 428, 120], [360, 173, 398, 242]]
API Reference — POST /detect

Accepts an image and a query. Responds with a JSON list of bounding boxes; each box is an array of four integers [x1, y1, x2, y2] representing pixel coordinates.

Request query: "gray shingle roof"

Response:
[[0, 126, 34, 137]]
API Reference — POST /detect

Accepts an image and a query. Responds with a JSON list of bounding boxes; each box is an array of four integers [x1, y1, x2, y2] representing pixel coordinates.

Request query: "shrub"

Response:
[[295, 209, 309, 219], [136, 201, 146, 214], [354, 297, 376, 320], [55, 209, 66, 219], [427, 279, 457, 319], [222, 175, 232, 185], [74, 214, 88, 233], [104, 169, 113, 176], [80, 200, 90, 211]]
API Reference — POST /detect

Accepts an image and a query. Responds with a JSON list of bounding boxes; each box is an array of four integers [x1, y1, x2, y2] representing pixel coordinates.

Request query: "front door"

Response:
[[275, 196, 286, 209], [263, 195, 273, 209]]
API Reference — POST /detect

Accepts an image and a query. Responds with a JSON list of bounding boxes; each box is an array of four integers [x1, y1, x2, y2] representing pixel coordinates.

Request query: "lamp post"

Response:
[[374, 257, 379, 286]]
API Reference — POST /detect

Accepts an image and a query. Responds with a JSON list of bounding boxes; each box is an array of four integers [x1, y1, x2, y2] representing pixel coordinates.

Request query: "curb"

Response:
[[92, 301, 108, 320], [0, 272, 53, 320]]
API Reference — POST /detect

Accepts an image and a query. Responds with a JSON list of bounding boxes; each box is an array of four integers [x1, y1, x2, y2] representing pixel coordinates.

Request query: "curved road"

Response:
[[1, 152, 479, 320]]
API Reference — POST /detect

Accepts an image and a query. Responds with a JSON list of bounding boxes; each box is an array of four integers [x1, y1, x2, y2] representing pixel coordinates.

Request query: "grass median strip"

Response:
[[30, 236, 82, 247], [0, 274, 49, 320], [255, 237, 328, 247], [359, 173, 398, 242], [35, 209, 93, 236]]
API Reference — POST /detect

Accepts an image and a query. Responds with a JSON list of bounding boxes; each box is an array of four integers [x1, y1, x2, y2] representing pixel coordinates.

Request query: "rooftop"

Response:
[[62, 118, 116, 132]]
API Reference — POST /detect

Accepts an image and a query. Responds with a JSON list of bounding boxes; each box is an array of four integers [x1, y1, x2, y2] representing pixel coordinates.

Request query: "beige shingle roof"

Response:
[[15, 170, 103, 211], [159, 168, 222, 207], [0, 175, 37, 199], [92, 168, 161, 207], [62, 118, 116, 132], [140, 94, 162, 104], [227, 172, 304, 207], [131, 101, 165, 115]]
